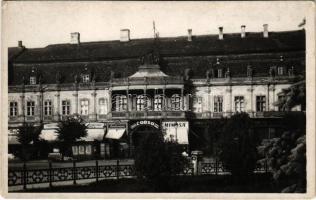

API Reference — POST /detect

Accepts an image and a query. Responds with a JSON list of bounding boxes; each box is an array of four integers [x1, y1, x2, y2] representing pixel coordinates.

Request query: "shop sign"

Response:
[[44, 123, 59, 129], [108, 121, 127, 129], [162, 121, 189, 144], [163, 121, 187, 128], [8, 129, 19, 135], [130, 120, 159, 130], [86, 122, 104, 129]]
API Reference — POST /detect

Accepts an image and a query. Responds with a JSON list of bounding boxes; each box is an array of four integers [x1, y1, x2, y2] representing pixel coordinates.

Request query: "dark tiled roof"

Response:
[[8, 30, 305, 85], [11, 30, 305, 63], [8, 47, 25, 61]]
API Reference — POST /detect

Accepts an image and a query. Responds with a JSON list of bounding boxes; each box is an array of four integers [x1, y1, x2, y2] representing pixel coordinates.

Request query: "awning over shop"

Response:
[[8, 135, 19, 145], [105, 128, 125, 139], [162, 121, 189, 144], [40, 129, 58, 141], [83, 129, 105, 141], [8, 129, 19, 144]]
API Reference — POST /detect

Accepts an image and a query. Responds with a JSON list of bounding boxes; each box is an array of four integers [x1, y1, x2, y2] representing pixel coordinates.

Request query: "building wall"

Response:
[[8, 81, 297, 128]]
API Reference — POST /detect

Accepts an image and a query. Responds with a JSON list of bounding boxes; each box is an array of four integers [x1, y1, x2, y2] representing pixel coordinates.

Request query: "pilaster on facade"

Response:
[[91, 91, 97, 121], [247, 86, 254, 113]]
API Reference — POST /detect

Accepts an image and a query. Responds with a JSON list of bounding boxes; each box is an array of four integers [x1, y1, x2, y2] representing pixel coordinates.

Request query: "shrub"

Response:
[[15, 123, 42, 160], [56, 116, 87, 157], [134, 131, 187, 191], [257, 113, 306, 192], [217, 113, 258, 179]]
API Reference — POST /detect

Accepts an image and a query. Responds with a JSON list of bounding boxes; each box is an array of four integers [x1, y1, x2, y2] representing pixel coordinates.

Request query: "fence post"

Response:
[[116, 160, 120, 179], [73, 160, 77, 185], [23, 162, 27, 190], [49, 161, 53, 188], [96, 160, 99, 183]]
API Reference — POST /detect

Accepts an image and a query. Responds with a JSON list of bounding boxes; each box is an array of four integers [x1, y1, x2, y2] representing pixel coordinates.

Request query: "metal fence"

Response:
[[8, 160, 267, 190], [8, 160, 194, 190]]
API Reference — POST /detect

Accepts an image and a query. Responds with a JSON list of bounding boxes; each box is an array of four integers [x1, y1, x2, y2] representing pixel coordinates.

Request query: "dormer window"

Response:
[[30, 76, 36, 85], [82, 74, 90, 83], [217, 69, 223, 78], [277, 66, 284, 76], [247, 65, 253, 77]]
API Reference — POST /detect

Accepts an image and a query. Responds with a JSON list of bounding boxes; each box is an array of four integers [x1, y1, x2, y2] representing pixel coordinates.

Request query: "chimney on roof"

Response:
[[18, 41, 23, 48], [218, 27, 224, 40], [70, 32, 80, 44], [120, 29, 130, 42], [263, 24, 269, 38], [241, 25, 246, 38], [187, 29, 192, 41]]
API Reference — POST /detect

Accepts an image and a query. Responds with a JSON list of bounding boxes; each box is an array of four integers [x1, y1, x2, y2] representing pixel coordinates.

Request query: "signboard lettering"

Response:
[[130, 120, 159, 130], [86, 123, 105, 129]]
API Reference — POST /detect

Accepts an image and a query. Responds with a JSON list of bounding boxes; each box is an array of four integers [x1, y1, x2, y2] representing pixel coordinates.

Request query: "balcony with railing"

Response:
[[110, 110, 186, 119], [111, 76, 184, 87]]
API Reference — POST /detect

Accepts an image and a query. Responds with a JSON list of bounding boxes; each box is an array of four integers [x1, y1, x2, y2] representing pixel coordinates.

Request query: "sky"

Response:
[[3, 1, 309, 48]]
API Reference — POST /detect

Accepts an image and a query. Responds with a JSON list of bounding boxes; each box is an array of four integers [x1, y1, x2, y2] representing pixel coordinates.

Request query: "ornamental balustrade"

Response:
[[8, 159, 268, 190]]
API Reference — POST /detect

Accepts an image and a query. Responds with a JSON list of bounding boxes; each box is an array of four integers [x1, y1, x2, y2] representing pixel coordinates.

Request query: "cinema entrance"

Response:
[[128, 120, 161, 155]]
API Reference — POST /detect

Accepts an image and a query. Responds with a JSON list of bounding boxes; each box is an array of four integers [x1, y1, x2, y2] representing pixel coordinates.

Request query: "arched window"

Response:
[[154, 95, 163, 111], [171, 94, 181, 111], [82, 74, 90, 83], [113, 95, 127, 111], [136, 95, 147, 111]]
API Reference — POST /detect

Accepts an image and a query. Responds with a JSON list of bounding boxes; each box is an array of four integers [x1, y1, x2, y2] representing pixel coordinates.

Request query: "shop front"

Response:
[[103, 121, 128, 158]]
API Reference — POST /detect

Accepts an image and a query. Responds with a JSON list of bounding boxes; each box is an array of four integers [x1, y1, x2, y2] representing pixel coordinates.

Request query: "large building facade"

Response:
[[8, 25, 305, 158]]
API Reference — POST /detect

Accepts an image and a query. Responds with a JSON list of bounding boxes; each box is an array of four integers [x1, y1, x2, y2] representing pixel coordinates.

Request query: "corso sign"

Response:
[[130, 120, 159, 130]]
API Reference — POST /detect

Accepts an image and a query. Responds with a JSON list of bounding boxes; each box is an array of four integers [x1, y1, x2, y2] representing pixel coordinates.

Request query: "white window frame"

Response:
[[26, 101, 35, 116], [192, 96, 202, 113], [44, 100, 52, 116], [217, 69, 223, 78], [99, 98, 106, 114], [30, 76, 36, 85], [82, 74, 90, 83], [234, 96, 245, 112], [154, 95, 163, 111], [277, 67, 284, 75], [214, 96, 223, 113], [62, 100, 71, 115], [171, 94, 181, 111], [9, 101, 18, 117], [80, 99, 89, 115], [256, 96, 266, 112], [136, 95, 146, 111]]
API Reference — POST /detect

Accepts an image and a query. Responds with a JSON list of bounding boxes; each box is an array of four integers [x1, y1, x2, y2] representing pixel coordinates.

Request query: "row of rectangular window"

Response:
[[27, 66, 291, 86], [8, 95, 279, 117], [9, 99, 107, 117]]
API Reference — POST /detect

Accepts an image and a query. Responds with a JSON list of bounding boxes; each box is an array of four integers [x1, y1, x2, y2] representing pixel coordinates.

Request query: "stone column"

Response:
[[36, 94, 43, 122], [108, 89, 112, 112], [267, 84, 270, 111], [226, 86, 232, 116], [207, 85, 211, 112], [20, 94, 25, 122], [247, 85, 254, 116], [191, 150, 203, 175], [73, 86, 79, 115], [126, 88, 129, 111], [181, 87, 184, 110], [162, 87, 166, 111], [91, 91, 97, 121], [55, 91, 60, 121]]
